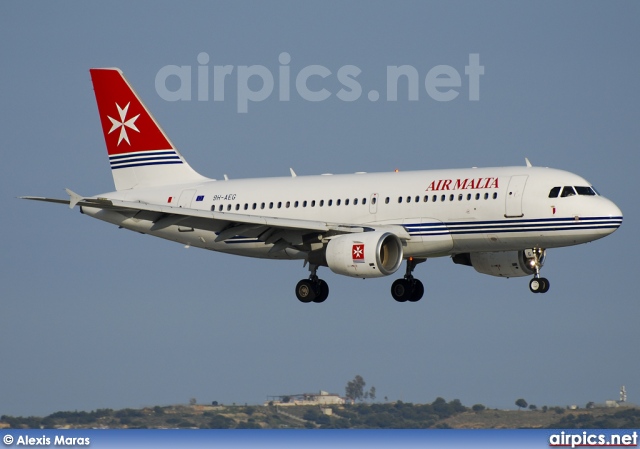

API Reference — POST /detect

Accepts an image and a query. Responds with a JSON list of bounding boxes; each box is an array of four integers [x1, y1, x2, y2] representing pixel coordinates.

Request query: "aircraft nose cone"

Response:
[[605, 198, 623, 233]]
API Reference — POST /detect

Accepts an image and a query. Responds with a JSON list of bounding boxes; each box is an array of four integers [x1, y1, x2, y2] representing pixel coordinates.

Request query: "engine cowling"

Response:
[[453, 250, 545, 278], [326, 231, 403, 278]]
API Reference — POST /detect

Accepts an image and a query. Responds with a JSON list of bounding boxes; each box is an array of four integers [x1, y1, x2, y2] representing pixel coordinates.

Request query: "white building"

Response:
[[266, 390, 346, 406]]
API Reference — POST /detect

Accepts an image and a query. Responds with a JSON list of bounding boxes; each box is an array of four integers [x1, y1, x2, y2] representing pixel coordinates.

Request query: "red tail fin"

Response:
[[90, 68, 205, 190]]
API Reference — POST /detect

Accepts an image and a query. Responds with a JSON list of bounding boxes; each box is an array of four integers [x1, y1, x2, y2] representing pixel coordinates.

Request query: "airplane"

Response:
[[22, 68, 623, 303]]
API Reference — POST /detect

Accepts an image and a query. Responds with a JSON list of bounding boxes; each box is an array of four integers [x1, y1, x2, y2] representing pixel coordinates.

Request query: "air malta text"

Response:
[[426, 177, 499, 191]]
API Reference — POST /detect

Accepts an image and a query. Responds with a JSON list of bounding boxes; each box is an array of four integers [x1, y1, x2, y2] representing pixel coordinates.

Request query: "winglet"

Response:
[[525, 158, 533, 167], [290, 168, 297, 177], [65, 189, 83, 209]]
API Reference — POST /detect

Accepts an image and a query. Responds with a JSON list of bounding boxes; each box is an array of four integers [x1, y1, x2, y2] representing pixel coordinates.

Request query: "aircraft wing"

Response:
[[21, 192, 410, 250]]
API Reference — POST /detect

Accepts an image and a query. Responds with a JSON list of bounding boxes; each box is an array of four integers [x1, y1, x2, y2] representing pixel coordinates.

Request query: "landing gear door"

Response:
[[505, 175, 528, 218]]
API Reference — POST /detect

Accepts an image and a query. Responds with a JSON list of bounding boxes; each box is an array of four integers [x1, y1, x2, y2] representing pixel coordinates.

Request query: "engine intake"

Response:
[[326, 231, 403, 278]]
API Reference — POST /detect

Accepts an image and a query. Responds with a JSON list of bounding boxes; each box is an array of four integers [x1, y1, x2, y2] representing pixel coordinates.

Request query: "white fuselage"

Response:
[[81, 165, 623, 261]]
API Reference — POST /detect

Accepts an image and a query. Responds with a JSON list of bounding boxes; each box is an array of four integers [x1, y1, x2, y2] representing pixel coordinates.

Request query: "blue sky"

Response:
[[1, 1, 639, 417]]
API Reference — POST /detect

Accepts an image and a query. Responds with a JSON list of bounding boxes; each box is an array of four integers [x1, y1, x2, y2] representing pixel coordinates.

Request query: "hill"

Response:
[[2, 400, 639, 429]]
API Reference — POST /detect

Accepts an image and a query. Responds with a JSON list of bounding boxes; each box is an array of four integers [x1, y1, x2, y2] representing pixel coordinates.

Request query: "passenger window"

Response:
[[415, 196, 420, 203], [561, 186, 576, 197], [385, 197, 390, 204], [328, 199, 332, 206], [406, 196, 411, 203], [432, 195, 437, 202], [449, 194, 454, 201], [303, 200, 307, 207], [227, 204, 232, 211], [269, 202, 273, 209], [235, 204, 240, 211], [294, 201, 299, 208], [337, 199, 341, 206], [345, 199, 350, 205], [363, 198, 367, 205], [320, 200, 324, 207], [475, 193, 480, 200], [398, 197, 402, 204], [311, 200, 316, 207], [252, 203, 257, 210], [484, 193, 489, 200], [277, 202, 282, 209], [492, 192, 498, 199], [467, 194, 472, 201], [548, 186, 561, 198], [219, 205, 223, 211], [458, 194, 463, 201], [424, 195, 428, 202], [286, 201, 290, 208], [441, 195, 446, 202], [354, 198, 358, 205], [575, 186, 596, 196]]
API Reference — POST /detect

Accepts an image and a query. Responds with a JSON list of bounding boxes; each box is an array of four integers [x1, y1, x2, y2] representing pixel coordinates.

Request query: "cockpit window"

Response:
[[548, 186, 561, 198], [561, 186, 576, 197], [575, 186, 596, 196]]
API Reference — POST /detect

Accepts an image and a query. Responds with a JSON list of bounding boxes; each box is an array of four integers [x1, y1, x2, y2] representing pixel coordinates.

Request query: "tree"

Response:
[[368, 386, 376, 402], [515, 398, 528, 410], [345, 375, 366, 402]]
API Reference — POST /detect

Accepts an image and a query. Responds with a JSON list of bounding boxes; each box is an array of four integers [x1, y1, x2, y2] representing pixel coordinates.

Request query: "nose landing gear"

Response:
[[527, 248, 550, 293], [529, 276, 550, 293]]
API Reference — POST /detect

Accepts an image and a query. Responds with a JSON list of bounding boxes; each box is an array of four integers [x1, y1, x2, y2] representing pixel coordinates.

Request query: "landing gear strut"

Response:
[[391, 258, 426, 302], [527, 248, 550, 293], [295, 264, 329, 303]]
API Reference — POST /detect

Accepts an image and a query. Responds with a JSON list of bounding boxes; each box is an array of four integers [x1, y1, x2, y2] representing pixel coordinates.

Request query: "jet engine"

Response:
[[452, 249, 545, 278], [326, 231, 403, 278]]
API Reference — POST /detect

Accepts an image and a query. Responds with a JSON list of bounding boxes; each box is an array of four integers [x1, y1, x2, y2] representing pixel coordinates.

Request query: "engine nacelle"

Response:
[[453, 250, 545, 278], [326, 231, 403, 278]]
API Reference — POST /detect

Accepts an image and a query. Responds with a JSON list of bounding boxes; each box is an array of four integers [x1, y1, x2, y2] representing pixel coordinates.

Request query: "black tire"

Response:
[[539, 277, 550, 293], [295, 279, 316, 303], [408, 279, 424, 302], [391, 279, 410, 302], [313, 279, 329, 303]]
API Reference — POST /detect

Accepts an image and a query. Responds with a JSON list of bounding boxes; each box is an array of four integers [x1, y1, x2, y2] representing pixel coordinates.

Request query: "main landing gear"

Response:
[[295, 264, 329, 303], [527, 248, 550, 294], [529, 277, 550, 293], [390, 258, 426, 302]]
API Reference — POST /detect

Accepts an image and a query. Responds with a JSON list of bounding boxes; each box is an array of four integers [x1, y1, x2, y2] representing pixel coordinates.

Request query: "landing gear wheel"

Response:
[[296, 263, 330, 303], [313, 279, 329, 303], [408, 279, 424, 302], [529, 277, 550, 294], [391, 278, 424, 302], [539, 277, 550, 293], [391, 279, 410, 302], [391, 258, 427, 303], [296, 279, 316, 303]]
